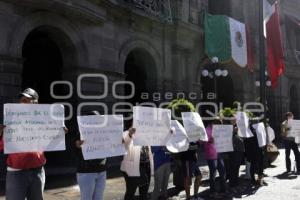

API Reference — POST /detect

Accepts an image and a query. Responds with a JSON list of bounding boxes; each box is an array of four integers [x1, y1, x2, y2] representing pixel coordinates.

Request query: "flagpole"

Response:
[[259, 0, 266, 120]]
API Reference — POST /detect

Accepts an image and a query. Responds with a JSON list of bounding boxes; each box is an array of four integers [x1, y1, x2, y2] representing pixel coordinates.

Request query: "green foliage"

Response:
[[167, 99, 195, 121], [219, 101, 254, 119]]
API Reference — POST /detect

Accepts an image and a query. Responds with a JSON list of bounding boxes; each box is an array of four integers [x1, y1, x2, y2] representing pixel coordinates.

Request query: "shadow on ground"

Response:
[[275, 171, 298, 180]]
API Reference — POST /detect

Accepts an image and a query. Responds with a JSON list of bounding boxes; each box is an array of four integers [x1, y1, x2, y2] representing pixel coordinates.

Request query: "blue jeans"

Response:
[[6, 167, 45, 200], [207, 158, 226, 193], [151, 162, 171, 200], [77, 171, 106, 200]]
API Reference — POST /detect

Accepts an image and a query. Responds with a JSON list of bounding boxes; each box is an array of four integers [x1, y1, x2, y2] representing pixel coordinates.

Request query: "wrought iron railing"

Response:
[[122, 0, 172, 23]]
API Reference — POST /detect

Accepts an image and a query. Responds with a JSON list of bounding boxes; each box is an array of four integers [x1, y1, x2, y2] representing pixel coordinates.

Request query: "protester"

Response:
[[0, 88, 67, 200], [75, 110, 107, 200], [121, 126, 154, 200], [180, 142, 202, 200], [204, 119, 226, 198], [227, 115, 244, 192], [281, 112, 300, 174], [244, 119, 266, 186], [151, 146, 172, 200]]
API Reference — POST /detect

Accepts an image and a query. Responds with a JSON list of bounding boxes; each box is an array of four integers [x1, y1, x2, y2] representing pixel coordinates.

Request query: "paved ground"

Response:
[[1, 148, 300, 200]]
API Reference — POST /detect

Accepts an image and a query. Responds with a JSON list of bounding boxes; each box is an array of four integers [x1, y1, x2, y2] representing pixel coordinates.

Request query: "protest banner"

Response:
[[182, 112, 207, 142], [236, 111, 253, 138], [4, 103, 65, 153], [77, 115, 125, 160], [253, 122, 267, 147], [133, 106, 171, 146], [212, 125, 234, 153], [166, 120, 189, 153]]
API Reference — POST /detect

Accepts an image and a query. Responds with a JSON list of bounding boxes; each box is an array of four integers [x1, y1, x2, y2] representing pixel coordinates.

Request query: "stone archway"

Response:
[[8, 12, 85, 168], [21, 25, 78, 167], [22, 26, 65, 103], [124, 48, 158, 104]]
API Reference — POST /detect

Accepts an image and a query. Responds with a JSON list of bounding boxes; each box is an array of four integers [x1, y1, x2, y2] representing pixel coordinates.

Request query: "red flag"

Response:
[[246, 25, 255, 72], [265, 1, 285, 88]]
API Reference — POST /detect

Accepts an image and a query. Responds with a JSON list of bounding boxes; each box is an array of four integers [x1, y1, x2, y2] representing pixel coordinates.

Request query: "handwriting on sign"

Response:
[[212, 125, 234, 153], [3, 104, 65, 154], [77, 115, 125, 160], [133, 106, 171, 146]]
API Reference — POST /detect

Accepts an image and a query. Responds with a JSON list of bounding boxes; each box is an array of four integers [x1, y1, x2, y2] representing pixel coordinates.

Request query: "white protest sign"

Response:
[[3, 103, 65, 154], [166, 120, 189, 153], [253, 122, 267, 147], [212, 125, 233, 153], [290, 119, 300, 136], [133, 106, 171, 146], [267, 126, 275, 144], [288, 119, 300, 143], [77, 115, 125, 160], [182, 112, 208, 142], [236, 112, 253, 138]]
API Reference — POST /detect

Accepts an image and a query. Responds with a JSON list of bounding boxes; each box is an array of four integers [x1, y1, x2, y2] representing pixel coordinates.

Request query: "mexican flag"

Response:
[[204, 13, 248, 68], [264, 0, 285, 88]]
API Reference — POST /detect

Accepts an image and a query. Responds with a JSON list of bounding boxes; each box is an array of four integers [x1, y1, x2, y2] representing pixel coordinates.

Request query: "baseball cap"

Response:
[[19, 88, 39, 100]]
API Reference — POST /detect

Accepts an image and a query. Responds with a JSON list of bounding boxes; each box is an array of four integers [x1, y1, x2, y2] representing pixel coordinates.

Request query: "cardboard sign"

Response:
[[77, 115, 125, 160], [133, 106, 171, 146], [236, 112, 253, 138], [3, 104, 65, 153], [182, 112, 208, 142], [212, 125, 234, 153], [253, 122, 267, 147], [267, 126, 275, 144], [166, 120, 189, 153]]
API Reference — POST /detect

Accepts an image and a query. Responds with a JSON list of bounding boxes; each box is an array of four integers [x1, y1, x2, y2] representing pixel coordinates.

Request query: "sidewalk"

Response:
[[1, 149, 300, 200]]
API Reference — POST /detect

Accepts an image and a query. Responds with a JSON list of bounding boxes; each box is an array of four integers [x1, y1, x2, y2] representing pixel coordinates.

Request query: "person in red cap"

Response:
[[0, 88, 66, 200]]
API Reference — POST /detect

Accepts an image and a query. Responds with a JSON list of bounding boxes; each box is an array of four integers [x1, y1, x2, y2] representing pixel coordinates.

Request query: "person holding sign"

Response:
[[0, 88, 45, 200], [75, 111, 107, 200], [150, 146, 172, 200], [224, 115, 244, 193], [121, 123, 154, 200], [204, 119, 226, 198], [281, 112, 300, 174], [244, 119, 266, 186], [180, 142, 202, 199]]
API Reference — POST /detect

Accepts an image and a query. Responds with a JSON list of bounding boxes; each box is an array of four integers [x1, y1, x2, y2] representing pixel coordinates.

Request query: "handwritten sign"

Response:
[[290, 120, 300, 136], [3, 103, 65, 154], [212, 125, 233, 153], [166, 120, 189, 153], [77, 115, 125, 160], [236, 112, 253, 138], [290, 120, 300, 143], [133, 106, 171, 146], [182, 112, 208, 142], [253, 122, 267, 147]]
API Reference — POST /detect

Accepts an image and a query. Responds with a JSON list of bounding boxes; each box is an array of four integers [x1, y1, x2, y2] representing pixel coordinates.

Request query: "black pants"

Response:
[[228, 151, 243, 187], [284, 139, 300, 172], [250, 148, 264, 181], [123, 163, 151, 200], [207, 158, 226, 193]]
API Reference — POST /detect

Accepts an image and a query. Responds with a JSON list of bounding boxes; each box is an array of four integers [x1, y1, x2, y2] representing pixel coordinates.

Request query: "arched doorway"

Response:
[[289, 84, 299, 118], [22, 26, 74, 168], [124, 48, 157, 104], [22, 28, 63, 103], [123, 48, 157, 128]]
